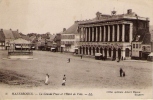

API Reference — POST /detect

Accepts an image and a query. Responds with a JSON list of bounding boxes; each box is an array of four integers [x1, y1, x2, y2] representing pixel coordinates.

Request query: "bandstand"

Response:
[[7, 39, 33, 59]]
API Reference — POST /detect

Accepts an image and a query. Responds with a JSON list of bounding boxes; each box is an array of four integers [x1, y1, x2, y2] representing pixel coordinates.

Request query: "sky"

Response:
[[0, 0, 153, 34]]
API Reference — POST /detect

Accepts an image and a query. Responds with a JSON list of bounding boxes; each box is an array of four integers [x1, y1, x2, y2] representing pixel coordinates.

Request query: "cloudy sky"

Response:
[[0, 0, 152, 34]]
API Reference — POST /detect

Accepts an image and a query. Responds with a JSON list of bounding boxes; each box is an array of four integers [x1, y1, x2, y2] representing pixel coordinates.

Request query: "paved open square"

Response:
[[0, 51, 152, 99]]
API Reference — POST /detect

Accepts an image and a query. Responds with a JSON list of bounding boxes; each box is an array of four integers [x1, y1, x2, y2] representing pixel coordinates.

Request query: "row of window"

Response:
[[62, 35, 75, 39], [61, 41, 75, 45], [133, 44, 141, 49]]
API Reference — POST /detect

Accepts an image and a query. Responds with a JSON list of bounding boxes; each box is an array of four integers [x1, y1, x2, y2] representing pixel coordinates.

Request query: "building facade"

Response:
[[61, 22, 80, 53], [131, 30, 151, 60], [78, 9, 149, 60]]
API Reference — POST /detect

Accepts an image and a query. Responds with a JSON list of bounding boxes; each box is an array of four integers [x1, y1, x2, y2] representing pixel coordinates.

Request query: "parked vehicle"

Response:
[[95, 53, 103, 60]]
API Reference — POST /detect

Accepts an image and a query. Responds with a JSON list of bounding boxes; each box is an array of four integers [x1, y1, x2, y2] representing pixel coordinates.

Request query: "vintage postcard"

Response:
[[0, 0, 153, 99]]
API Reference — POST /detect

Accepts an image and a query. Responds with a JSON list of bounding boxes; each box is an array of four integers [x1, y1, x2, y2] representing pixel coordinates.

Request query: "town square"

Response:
[[0, 0, 153, 99], [0, 50, 152, 99]]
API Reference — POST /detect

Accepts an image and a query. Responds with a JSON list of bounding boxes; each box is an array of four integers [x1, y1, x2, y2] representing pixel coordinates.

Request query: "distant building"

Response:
[[0, 29, 31, 50], [78, 9, 150, 60], [0, 29, 5, 50], [61, 22, 80, 53], [12, 29, 21, 39], [54, 33, 61, 52], [131, 30, 151, 59], [1, 29, 15, 50]]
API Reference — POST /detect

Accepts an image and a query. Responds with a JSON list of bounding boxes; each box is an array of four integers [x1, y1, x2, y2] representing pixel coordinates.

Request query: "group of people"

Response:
[[45, 74, 66, 86], [120, 68, 125, 77]]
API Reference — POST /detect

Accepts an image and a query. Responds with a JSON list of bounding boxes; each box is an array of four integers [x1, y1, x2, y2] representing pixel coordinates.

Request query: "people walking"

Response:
[[45, 74, 49, 85], [62, 75, 66, 86], [120, 68, 123, 77]]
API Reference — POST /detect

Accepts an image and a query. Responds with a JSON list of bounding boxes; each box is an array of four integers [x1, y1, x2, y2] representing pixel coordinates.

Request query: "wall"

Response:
[[132, 42, 142, 57]]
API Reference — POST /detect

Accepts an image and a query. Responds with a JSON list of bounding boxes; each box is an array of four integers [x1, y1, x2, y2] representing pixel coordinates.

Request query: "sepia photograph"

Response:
[[0, 0, 153, 99]]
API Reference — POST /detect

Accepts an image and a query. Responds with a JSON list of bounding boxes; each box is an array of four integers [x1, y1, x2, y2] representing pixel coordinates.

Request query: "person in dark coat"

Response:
[[123, 71, 125, 77], [120, 68, 123, 77]]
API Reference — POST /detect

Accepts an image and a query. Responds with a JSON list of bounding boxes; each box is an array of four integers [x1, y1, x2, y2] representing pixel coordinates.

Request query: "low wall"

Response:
[[8, 51, 33, 59], [8, 55, 33, 59]]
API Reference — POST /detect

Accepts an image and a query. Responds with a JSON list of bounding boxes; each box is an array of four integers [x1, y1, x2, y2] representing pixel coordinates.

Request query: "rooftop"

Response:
[[77, 9, 149, 25]]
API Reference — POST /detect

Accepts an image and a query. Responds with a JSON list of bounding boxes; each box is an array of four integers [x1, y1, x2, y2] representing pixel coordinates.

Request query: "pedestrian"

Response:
[[67, 58, 70, 63], [62, 75, 66, 86], [81, 55, 82, 59], [120, 68, 123, 77], [45, 74, 49, 85], [123, 71, 125, 77]]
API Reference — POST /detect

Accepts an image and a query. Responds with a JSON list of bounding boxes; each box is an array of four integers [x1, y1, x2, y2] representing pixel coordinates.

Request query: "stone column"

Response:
[[84, 47, 86, 55], [117, 25, 120, 42], [92, 27, 94, 41], [81, 48, 83, 55], [116, 49, 118, 58], [129, 23, 133, 42], [91, 49, 93, 55], [103, 49, 105, 56], [96, 27, 98, 42], [88, 27, 90, 42], [112, 25, 114, 41], [103, 26, 106, 42], [79, 28, 81, 42], [121, 46, 125, 60], [111, 49, 113, 58], [82, 28, 85, 41], [108, 25, 110, 42], [85, 28, 88, 42], [88, 49, 90, 55], [107, 49, 109, 57], [122, 24, 125, 42], [99, 27, 102, 41], [99, 48, 100, 53]]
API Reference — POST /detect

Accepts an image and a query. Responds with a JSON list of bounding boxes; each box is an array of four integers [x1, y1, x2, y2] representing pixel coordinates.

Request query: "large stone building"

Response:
[[78, 9, 150, 60]]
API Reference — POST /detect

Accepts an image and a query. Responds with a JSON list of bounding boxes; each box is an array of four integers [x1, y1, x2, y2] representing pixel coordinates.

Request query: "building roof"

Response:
[[132, 29, 146, 42], [12, 30, 21, 39], [0, 31, 5, 42], [78, 9, 148, 25], [132, 29, 151, 44], [29, 35, 36, 41], [2, 29, 14, 39], [62, 22, 79, 34], [9, 38, 31, 44], [142, 33, 151, 44], [21, 35, 31, 41]]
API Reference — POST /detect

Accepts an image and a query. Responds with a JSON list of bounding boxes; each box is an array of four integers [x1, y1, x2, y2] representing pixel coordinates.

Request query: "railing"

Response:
[[8, 51, 33, 55]]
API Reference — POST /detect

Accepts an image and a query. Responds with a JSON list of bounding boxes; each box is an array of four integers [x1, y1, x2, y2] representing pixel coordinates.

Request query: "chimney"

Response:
[[63, 28, 66, 32], [127, 9, 132, 14]]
